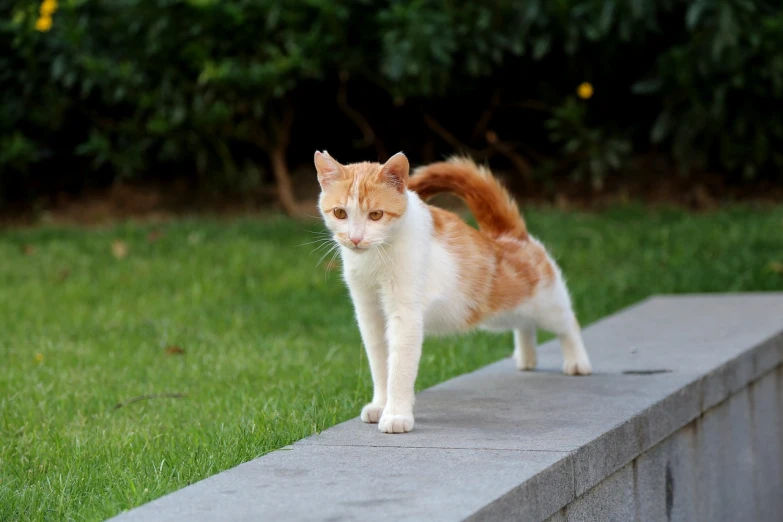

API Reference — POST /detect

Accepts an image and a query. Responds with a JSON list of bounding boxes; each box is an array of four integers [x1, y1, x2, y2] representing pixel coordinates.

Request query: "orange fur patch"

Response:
[[410, 157, 554, 324], [430, 206, 555, 326], [410, 157, 528, 240], [320, 161, 408, 218]]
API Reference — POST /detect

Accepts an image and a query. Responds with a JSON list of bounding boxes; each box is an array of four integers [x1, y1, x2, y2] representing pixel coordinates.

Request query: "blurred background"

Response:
[[3, 0, 783, 220]]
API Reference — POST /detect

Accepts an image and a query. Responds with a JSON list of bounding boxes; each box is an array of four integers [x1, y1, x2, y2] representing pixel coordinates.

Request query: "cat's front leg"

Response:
[[378, 306, 423, 434], [349, 285, 389, 423]]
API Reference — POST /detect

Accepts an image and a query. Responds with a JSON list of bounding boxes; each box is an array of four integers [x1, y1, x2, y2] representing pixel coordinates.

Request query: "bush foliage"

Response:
[[1, 0, 782, 206]]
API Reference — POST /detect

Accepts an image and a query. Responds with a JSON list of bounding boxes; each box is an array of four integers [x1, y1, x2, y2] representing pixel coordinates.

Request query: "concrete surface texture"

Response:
[[110, 293, 783, 522], [544, 366, 783, 522]]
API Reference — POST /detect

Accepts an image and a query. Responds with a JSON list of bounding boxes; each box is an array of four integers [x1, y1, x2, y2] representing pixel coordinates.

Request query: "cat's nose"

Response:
[[350, 237, 361, 246]]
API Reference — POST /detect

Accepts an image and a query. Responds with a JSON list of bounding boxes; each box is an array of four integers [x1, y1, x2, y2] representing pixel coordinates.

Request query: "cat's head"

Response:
[[314, 151, 409, 251]]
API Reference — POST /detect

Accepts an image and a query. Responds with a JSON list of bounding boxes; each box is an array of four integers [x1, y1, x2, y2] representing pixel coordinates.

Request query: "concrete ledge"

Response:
[[110, 293, 783, 522], [543, 365, 783, 522]]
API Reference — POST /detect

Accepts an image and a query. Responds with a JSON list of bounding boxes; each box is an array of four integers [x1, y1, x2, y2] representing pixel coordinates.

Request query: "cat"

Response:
[[314, 151, 592, 434]]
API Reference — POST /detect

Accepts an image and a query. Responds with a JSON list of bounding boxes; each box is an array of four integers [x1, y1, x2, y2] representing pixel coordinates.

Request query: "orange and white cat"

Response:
[[314, 151, 591, 434]]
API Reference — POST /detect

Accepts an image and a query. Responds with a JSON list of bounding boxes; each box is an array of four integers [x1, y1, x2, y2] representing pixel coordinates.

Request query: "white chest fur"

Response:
[[341, 193, 471, 336]]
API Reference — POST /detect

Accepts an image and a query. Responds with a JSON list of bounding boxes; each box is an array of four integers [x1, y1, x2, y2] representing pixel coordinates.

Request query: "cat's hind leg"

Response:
[[531, 280, 592, 376], [513, 321, 537, 371], [554, 320, 592, 376]]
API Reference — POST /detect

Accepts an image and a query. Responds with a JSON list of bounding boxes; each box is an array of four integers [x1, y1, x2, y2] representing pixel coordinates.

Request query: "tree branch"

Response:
[[264, 102, 302, 217], [424, 113, 474, 153], [471, 89, 503, 141], [424, 114, 494, 159], [485, 130, 533, 183]]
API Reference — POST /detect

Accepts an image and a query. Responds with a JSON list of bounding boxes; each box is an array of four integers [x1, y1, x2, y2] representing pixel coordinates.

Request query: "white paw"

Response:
[[563, 357, 592, 376], [378, 412, 414, 434], [514, 351, 537, 371], [360, 403, 384, 423]]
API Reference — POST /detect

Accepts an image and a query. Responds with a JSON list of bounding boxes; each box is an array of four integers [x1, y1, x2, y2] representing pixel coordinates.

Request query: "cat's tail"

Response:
[[409, 156, 528, 240]]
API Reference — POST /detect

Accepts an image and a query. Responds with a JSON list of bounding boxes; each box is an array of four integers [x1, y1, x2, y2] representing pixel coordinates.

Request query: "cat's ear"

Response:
[[379, 152, 409, 193], [314, 151, 344, 188]]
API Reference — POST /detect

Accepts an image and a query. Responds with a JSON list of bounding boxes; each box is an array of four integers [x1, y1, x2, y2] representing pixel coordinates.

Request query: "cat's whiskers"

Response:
[[304, 229, 333, 240], [325, 248, 341, 280], [316, 242, 340, 267], [372, 243, 390, 272], [379, 243, 396, 272], [309, 240, 337, 257], [296, 231, 338, 258], [296, 237, 333, 248]]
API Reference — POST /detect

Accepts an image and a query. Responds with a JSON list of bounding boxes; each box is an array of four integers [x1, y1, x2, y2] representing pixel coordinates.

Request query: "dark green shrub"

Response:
[[0, 0, 349, 208], [1, 0, 781, 209], [636, 1, 783, 178]]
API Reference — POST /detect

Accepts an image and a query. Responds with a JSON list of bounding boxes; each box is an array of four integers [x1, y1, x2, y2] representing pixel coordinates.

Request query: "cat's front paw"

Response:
[[378, 412, 414, 434], [360, 403, 385, 423], [563, 356, 592, 376], [514, 351, 537, 371]]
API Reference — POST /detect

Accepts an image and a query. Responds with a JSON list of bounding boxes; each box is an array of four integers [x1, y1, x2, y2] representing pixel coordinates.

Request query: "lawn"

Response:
[[1, 205, 782, 521]]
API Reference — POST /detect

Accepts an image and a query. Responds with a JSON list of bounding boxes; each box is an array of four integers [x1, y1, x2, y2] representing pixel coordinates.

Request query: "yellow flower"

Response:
[[577, 82, 594, 100], [35, 353, 44, 364], [40, 0, 58, 16], [35, 16, 52, 32]]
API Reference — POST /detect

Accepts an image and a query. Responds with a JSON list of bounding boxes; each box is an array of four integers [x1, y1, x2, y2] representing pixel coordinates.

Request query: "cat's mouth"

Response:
[[339, 241, 370, 252]]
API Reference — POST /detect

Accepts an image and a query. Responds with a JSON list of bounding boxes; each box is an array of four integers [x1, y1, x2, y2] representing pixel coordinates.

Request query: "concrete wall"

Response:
[[110, 295, 783, 522], [546, 366, 783, 522]]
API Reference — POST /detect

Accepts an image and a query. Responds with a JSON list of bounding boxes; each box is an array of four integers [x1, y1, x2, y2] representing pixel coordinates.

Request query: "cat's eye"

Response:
[[369, 210, 384, 221], [333, 208, 347, 219]]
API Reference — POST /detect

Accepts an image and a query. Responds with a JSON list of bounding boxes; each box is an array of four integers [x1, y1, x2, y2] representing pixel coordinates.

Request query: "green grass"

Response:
[[1, 205, 782, 521]]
